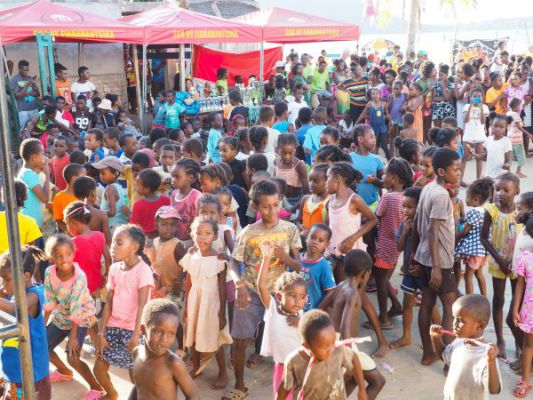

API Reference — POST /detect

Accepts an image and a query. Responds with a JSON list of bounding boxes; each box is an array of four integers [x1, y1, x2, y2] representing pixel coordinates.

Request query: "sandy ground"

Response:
[[51, 156, 533, 399]]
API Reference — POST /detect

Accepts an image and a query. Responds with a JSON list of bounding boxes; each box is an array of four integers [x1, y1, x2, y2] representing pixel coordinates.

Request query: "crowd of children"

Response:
[[0, 44, 532, 400]]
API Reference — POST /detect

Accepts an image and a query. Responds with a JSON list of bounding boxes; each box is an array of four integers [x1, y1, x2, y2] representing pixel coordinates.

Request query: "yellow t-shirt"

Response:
[[0, 212, 42, 253], [52, 191, 78, 222], [485, 83, 509, 114]]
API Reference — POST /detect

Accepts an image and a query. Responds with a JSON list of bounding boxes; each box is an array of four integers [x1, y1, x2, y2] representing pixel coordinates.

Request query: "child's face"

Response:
[[157, 94, 165, 103], [219, 143, 236, 163], [103, 134, 116, 149], [325, 172, 340, 195], [409, 85, 419, 97], [309, 169, 327, 195], [135, 177, 150, 196], [48, 127, 60, 138], [160, 150, 177, 168], [165, 92, 175, 103], [85, 133, 99, 151], [358, 129, 376, 151], [393, 83, 402, 95], [123, 136, 138, 157], [276, 283, 307, 314], [255, 194, 280, 225], [111, 230, 139, 261], [118, 113, 127, 122], [194, 221, 216, 253], [199, 203, 221, 221], [319, 133, 337, 147], [494, 178, 519, 208], [171, 166, 192, 190], [465, 191, 480, 208], [511, 74, 521, 87], [131, 163, 144, 179], [490, 119, 506, 139], [402, 195, 417, 220], [143, 313, 179, 356], [307, 325, 336, 362], [420, 156, 434, 178], [515, 197, 532, 224], [76, 99, 86, 111], [212, 114, 223, 129], [278, 144, 296, 164], [183, 124, 194, 137], [156, 217, 178, 241], [51, 244, 75, 273], [53, 139, 67, 157], [306, 227, 330, 256], [199, 174, 219, 194], [437, 159, 462, 186], [452, 304, 484, 338], [382, 168, 396, 190], [99, 167, 118, 184], [219, 193, 232, 215], [0, 268, 14, 295], [30, 148, 46, 169], [294, 88, 304, 102], [370, 89, 380, 101]]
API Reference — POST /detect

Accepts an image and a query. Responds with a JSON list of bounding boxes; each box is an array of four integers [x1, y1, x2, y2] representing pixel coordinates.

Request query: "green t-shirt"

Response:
[[164, 102, 185, 129], [303, 64, 314, 80], [310, 69, 330, 93]]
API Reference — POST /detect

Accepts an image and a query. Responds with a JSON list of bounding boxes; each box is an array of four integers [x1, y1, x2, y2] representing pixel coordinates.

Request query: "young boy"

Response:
[[412, 147, 462, 365], [71, 66, 96, 111], [278, 309, 366, 400], [287, 83, 308, 126], [130, 169, 170, 238], [400, 112, 417, 140], [55, 64, 73, 108], [206, 112, 224, 163], [73, 176, 112, 246], [118, 133, 138, 165], [181, 138, 204, 164], [298, 223, 336, 310], [72, 95, 95, 136], [85, 128, 105, 162], [103, 127, 123, 158], [52, 163, 86, 232], [257, 106, 280, 153], [303, 106, 327, 162], [17, 138, 49, 228], [226, 180, 302, 400], [164, 90, 185, 130], [154, 144, 178, 195], [273, 102, 293, 134], [430, 294, 501, 400], [49, 135, 70, 191], [131, 298, 200, 400]]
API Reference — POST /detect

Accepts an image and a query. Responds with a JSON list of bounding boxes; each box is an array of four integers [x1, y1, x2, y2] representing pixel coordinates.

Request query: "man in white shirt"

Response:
[[71, 66, 97, 112]]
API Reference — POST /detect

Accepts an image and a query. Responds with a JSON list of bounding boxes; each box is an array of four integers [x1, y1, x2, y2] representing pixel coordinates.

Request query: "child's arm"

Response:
[[296, 161, 310, 194], [339, 195, 377, 254], [218, 263, 227, 331], [406, 95, 423, 111], [0, 292, 39, 317], [170, 357, 201, 400], [354, 104, 369, 124], [101, 213, 112, 247], [350, 352, 368, 400], [97, 289, 114, 357], [428, 218, 443, 290], [459, 200, 465, 219], [486, 345, 501, 394], [480, 210, 510, 274], [104, 185, 119, 217], [223, 230, 235, 254], [455, 223, 472, 241], [128, 285, 151, 352], [464, 104, 473, 123], [257, 241, 275, 308], [429, 324, 446, 359], [503, 150, 512, 171], [31, 160, 50, 204], [102, 245, 112, 283], [513, 276, 526, 328], [273, 245, 301, 272], [396, 220, 412, 252]]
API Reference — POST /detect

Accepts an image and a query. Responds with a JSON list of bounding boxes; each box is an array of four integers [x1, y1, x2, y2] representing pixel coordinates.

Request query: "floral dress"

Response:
[[515, 251, 533, 334], [432, 80, 455, 120], [486, 203, 518, 280]]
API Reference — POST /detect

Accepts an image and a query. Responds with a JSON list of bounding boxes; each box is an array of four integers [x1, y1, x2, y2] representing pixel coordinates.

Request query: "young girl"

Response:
[[388, 80, 407, 156], [326, 161, 378, 282], [258, 241, 307, 399], [356, 88, 391, 159], [207, 112, 224, 163], [470, 112, 512, 178], [373, 158, 413, 330], [215, 186, 240, 234], [274, 133, 309, 206], [462, 87, 489, 180], [395, 137, 422, 179], [43, 234, 103, 398], [481, 172, 521, 361], [249, 126, 275, 175], [319, 127, 340, 147], [85, 129, 105, 163], [236, 128, 253, 161], [402, 82, 424, 143], [219, 136, 247, 188], [196, 194, 235, 256], [95, 225, 154, 400], [171, 158, 202, 248], [414, 146, 437, 187], [152, 92, 166, 130], [180, 218, 231, 389], [297, 163, 329, 239], [455, 178, 493, 296], [507, 98, 530, 178]]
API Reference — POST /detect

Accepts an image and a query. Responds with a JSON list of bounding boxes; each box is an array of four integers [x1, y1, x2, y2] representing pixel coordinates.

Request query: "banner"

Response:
[[192, 45, 283, 85], [452, 38, 508, 63]]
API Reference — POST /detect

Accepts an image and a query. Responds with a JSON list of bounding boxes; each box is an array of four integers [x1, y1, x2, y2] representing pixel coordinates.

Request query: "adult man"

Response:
[[310, 60, 332, 108], [71, 66, 97, 112], [150, 49, 167, 101], [340, 62, 369, 125], [10, 60, 40, 131]]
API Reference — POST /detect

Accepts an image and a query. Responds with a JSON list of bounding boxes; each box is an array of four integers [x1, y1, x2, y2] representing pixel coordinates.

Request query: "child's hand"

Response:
[[219, 312, 227, 330], [366, 175, 378, 185], [486, 343, 499, 362], [357, 387, 368, 400], [429, 324, 443, 338], [498, 259, 510, 275], [503, 163, 511, 171], [339, 237, 356, 255], [128, 334, 140, 353], [404, 218, 413, 232], [235, 285, 251, 310], [187, 246, 196, 255], [259, 240, 275, 259], [514, 311, 522, 326], [96, 333, 110, 358], [68, 335, 80, 358], [217, 252, 229, 262], [286, 314, 299, 328]]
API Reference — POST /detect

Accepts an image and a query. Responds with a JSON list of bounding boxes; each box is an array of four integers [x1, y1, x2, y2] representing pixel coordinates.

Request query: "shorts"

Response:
[[374, 256, 395, 270], [230, 290, 265, 340], [7, 375, 51, 400], [351, 344, 376, 371], [103, 327, 138, 369], [488, 261, 516, 280], [46, 323, 88, 352], [401, 274, 426, 295], [513, 143, 526, 167], [421, 266, 457, 294], [463, 255, 488, 271]]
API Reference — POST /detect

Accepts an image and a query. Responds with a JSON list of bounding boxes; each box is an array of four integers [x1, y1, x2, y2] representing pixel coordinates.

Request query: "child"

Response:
[[152, 91, 166, 130], [455, 178, 493, 296], [219, 136, 247, 188], [52, 163, 85, 232], [225, 180, 302, 400], [395, 137, 421, 179], [298, 224, 336, 310], [258, 242, 307, 398], [181, 138, 204, 165], [49, 135, 70, 191], [319, 127, 340, 147], [43, 234, 103, 398], [388, 79, 407, 155], [399, 112, 417, 140], [118, 133, 138, 164], [180, 218, 231, 388], [338, 110, 354, 140], [85, 128, 105, 163], [303, 107, 327, 162], [130, 169, 171, 238], [403, 82, 424, 143], [92, 157, 130, 232], [297, 163, 329, 239], [130, 298, 200, 399], [355, 88, 391, 159], [72, 95, 95, 136], [507, 98, 531, 178], [273, 102, 293, 134], [164, 90, 185, 130], [462, 88, 489, 180], [512, 216, 533, 397], [215, 186, 241, 234], [480, 172, 521, 360], [278, 309, 367, 400], [95, 225, 154, 400], [430, 295, 501, 399], [103, 127, 123, 158], [170, 158, 201, 248], [373, 158, 413, 329], [153, 143, 178, 195], [236, 128, 253, 160], [0, 246, 50, 400], [274, 133, 309, 205], [469, 113, 512, 178], [17, 138, 49, 228], [411, 148, 461, 365], [326, 161, 377, 282], [197, 194, 235, 256], [72, 176, 112, 246], [287, 83, 308, 125], [431, 127, 460, 152], [207, 112, 224, 163], [117, 110, 141, 137], [414, 146, 437, 187]]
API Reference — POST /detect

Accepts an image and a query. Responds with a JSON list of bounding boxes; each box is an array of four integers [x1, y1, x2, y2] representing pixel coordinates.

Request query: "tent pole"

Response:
[[180, 44, 186, 91], [133, 45, 143, 134], [259, 41, 264, 105], [0, 45, 35, 400], [142, 44, 148, 134]]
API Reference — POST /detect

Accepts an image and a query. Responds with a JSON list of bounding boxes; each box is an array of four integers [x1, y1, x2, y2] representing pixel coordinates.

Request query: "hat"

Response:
[[98, 98, 112, 111], [155, 206, 180, 220], [274, 61, 285, 69], [91, 156, 123, 173]]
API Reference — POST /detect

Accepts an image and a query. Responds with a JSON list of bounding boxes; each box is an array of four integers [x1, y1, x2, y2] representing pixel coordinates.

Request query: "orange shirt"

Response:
[[56, 79, 73, 106], [52, 191, 78, 222]]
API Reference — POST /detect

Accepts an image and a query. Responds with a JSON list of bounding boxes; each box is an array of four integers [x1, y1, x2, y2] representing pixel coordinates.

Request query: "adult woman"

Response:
[[431, 64, 455, 127], [380, 69, 397, 101], [417, 61, 436, 142], [454, 62, 475, 130]]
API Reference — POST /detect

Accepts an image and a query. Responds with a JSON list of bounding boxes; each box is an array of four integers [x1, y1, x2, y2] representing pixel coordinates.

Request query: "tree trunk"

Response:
[[406, 0, 419, 56]]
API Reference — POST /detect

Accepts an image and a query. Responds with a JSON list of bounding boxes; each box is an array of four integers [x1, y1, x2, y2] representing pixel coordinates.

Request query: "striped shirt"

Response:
[[341, 76, 368, 107], [375, 191, 404, 267]]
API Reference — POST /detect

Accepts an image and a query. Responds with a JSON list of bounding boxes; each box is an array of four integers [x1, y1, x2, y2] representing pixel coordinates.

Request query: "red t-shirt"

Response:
[[130, 195, 171, 234], [73, 231, 106, 293], [50, 155, 70, 190]]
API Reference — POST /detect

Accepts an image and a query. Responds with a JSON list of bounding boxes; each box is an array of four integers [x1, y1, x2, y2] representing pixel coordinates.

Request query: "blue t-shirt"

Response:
[[89, 147, 105, 163], [298, 257, 336, 310], [153, 100, 166, 125], [207, 128, 223, 163], [273, 121, 291, 134], [151, 57, 164, 84], [17, 167, 43, 227], [303, 124, 326, 162], [164, 102, 185, 129], [349, 152, 384, 206]]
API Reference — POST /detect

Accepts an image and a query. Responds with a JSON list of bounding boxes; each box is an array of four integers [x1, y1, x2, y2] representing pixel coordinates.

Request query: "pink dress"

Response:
[[516, 250, 533, 334], [170, 188, 201, 241], [327, 193, 366, 257]]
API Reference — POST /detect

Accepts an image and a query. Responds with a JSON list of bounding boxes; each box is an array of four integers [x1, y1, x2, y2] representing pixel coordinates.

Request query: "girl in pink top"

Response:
[[374, 158, 413, 329], [95, 225, 154, 399], [325, 162, 378, 282], [274, 133, 309, 205], [64, 201, 111, 295]]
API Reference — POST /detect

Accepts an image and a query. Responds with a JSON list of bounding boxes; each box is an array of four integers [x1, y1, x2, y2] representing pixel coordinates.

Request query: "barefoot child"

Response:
[[507, 98, 532, 178], [130, 299, 200, 400], [414, 146, 437, 187], [399, 113, 417, 140], [274, 133, 309, 206], [297, 164, 329, 241], [430, 295, 501, 399]]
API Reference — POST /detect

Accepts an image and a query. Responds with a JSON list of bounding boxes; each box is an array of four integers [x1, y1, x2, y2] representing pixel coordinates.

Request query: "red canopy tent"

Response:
[[0, 0, 144, 44], [234, 7, 360, 44], [120, 3, 261, 45]]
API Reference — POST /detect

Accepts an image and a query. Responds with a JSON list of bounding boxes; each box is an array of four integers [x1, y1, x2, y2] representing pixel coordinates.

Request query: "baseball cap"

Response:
[[91, 156, 123, 173], [155, 206, 180, 220]]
